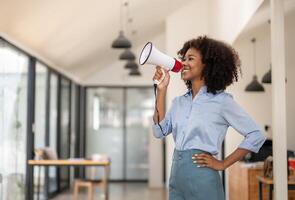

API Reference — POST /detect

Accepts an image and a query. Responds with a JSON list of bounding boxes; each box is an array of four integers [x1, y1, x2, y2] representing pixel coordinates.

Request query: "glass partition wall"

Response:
[[86, 88, 124, 180], [58, 78, 71, 190], [48, 72, 58, 195], [125, 88, 154, 180], [86, 87, 154, 181], [0, 37, 79, 200]]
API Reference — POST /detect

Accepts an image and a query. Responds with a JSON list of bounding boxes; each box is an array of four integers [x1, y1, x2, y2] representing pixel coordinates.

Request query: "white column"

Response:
[[271, 0, 288, 199]]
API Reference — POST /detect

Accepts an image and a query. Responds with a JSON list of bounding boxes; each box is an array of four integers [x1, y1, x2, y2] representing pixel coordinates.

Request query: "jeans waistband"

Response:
[[173, 149, 211, 161]]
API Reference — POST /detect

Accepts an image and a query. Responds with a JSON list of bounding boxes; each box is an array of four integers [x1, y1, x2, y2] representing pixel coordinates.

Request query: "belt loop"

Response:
[[178, 151, 182, 160]]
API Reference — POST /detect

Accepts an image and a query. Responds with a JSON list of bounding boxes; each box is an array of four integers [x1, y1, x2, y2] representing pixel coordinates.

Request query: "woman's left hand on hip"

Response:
[[192, 153, 225, 171]]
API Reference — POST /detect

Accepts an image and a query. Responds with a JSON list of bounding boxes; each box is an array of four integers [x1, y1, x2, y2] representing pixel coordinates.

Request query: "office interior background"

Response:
[[0, 0, 295, 199]]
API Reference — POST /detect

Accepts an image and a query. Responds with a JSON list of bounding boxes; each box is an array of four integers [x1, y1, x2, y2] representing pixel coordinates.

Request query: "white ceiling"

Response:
[[0, 0, 190, 82]]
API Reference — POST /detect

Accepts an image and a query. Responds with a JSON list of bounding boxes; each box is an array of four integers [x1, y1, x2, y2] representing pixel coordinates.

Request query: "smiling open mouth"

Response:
[[182, 69, 190, 73]]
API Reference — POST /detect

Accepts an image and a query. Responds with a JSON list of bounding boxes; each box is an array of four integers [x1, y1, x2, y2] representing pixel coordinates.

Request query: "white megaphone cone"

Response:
[[139, 42, 182, 85]]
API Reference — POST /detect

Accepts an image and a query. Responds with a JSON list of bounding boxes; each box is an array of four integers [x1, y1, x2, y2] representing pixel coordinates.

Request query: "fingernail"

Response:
[[197, 165, 200, 167], [193, 161, 197, 163], [191, 156, 195, 159]]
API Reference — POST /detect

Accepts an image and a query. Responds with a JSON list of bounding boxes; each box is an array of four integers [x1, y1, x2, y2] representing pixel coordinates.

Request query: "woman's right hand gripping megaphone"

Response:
[[153, 66, 170, 90]]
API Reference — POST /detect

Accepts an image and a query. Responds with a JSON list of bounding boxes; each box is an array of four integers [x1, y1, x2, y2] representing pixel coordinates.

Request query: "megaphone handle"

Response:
[[153, 68, 166, 85]]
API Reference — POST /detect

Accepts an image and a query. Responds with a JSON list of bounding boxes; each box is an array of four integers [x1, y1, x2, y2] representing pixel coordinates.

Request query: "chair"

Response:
[[73, 155, 110, 200], [35, 147, 58, 160], [34, 147, 58, 200], [74, 178, 104, 200]]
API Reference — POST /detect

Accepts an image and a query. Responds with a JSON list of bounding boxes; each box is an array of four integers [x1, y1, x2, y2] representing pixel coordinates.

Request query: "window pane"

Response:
[[0, 40, 28, 199], [48, 73, 58, 193], [34, 62, 47, 197], [70, 84, 76, 158], [126, 88, 154, 179], [34, 62, 47, 149], [86, 88, 124, 180], [59, 78, 70, 188]]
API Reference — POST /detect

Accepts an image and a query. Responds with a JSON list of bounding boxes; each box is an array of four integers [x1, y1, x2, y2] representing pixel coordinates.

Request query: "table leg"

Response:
[[259, 181, 262, 200], [37, 166, 41, 200], [44, 166, 48, 200], [105, 166, 109, 200], [106, 182, 109, 200]]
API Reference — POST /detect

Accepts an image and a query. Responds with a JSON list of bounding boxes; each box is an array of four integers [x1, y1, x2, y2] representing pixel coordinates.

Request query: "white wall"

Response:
[[229, 10, 295, 157], [227, 21, 272, 200], [227, 22, 272, 153]]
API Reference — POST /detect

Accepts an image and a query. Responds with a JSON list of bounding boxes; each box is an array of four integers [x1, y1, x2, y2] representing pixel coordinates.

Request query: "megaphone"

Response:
[[139, 42, 182, 85]]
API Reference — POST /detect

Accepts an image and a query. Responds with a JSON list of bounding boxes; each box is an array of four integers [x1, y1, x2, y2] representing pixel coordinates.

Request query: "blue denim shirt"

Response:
[[152, 86, 266, 155]]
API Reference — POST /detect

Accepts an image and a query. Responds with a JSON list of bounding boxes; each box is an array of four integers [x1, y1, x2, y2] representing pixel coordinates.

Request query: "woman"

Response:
[[152, 36, 266, 200]]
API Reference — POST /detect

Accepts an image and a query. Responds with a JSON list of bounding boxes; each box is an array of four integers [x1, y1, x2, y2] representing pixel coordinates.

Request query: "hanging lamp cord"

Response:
[[153, 84, 164, 135], [252, 38, 257, 75]]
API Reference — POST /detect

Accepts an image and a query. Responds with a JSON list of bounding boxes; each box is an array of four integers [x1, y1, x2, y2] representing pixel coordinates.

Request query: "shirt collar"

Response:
[[183, 89, 191, 97], [199, 85, 208, 95], [183, 85, 208, 97]]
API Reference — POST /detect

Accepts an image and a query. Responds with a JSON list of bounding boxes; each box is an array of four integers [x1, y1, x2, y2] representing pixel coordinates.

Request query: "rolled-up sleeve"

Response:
[[222, 94, 266, 153], [152, 98, 176, 139]]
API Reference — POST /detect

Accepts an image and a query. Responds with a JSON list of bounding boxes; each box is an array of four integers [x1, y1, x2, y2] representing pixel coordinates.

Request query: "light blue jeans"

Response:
[[169, 149, 225, 200]]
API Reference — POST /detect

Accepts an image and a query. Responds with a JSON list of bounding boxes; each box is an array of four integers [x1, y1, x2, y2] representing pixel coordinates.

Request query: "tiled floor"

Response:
[[52, 182, 167, 200]]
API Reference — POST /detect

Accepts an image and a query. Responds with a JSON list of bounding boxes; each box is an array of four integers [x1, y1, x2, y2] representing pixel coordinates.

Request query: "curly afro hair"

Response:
[[177, 36, 241, 94]]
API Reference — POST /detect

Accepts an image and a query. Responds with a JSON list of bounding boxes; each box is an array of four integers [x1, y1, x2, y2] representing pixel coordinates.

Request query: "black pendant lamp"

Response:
[[112, 31, 132, 48], [262, 64, 271, 84], [119, 48, 135, 60], [124, 60, 137, 69], [261, 20, 272, 84], [129, 67, 141, 76], [245, 38, 264, 92], [111, 1, 132, 49], [245, 75, 265, 91]]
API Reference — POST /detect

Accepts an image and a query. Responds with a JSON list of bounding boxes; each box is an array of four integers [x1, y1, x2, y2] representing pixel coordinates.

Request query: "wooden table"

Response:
[[28, 159, 110, 200], [256, 175, 295, 200], [229, 161, 264, 200]]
